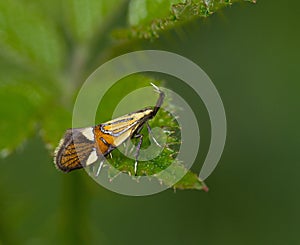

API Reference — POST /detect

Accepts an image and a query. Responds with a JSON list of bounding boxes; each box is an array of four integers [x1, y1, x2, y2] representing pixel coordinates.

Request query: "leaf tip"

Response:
[[202, 184, 209, 192]]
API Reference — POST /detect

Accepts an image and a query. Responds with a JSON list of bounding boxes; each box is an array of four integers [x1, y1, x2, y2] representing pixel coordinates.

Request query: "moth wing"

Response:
[[54, 128, 98, 172]]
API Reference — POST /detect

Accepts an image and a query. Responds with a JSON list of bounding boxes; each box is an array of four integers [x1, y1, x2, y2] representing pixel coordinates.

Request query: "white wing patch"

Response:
[[86, 149, 98, 166], [80, 127, 94, 141]]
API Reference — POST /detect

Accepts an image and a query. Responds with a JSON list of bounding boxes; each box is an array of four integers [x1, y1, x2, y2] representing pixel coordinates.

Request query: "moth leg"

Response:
[[95, 159, 104, 177], [133, 134, 143, 175], [146, 122, 161, 147]]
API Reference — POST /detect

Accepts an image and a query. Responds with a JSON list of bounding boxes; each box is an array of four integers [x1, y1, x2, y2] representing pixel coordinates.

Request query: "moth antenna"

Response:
[[150, 83, 165, 116]]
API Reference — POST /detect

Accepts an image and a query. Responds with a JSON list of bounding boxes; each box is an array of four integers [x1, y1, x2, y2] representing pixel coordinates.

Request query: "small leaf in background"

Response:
[[128, 0, 181, 26], [115, 0, 256, 39]]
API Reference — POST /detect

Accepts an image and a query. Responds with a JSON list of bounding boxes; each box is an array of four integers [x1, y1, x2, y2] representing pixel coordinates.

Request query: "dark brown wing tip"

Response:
[[53, 136, 70, 173], [53, 129, 83, 173]]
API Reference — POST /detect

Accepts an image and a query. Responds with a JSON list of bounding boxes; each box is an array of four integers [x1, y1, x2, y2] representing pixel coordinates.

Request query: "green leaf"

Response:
[[173, 168, 208, 191], [115, 0, 256, 39], [0, 0, 65, 72], [107, 107, 207, 191], [0, 87, 36, 155], [0, 60, 57, 154]]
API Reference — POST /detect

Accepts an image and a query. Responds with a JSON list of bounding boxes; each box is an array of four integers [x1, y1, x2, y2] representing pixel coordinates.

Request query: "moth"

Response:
[[54, 83, 165, 175]]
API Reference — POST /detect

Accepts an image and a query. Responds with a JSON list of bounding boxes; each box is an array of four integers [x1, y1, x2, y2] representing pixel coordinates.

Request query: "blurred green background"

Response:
[[1, 1, 300, 244]]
